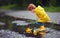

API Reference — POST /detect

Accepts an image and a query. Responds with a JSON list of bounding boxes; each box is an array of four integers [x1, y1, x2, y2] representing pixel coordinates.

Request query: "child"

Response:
[[27, 3, 50, 32]]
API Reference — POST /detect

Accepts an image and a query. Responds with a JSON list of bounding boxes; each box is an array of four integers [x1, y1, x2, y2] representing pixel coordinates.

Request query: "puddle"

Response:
[[0, 28, 60, 38]]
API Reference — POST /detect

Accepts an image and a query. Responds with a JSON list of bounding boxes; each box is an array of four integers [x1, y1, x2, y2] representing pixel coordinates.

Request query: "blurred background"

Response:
[[0, 0, 60, 38], [0, 0, 60, 11]]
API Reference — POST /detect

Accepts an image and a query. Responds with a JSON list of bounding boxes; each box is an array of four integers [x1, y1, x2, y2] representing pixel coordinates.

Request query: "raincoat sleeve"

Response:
[[35, 6, 50, 22]]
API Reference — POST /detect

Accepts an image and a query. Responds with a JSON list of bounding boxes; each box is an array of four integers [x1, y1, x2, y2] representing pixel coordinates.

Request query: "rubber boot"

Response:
[[38, 25, 45, 31]]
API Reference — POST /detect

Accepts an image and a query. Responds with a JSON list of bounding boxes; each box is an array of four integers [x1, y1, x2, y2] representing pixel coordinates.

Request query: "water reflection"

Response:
[[12, 20, 31, 26], [25, 27, 46, 38], [39, 31, 46, 38]]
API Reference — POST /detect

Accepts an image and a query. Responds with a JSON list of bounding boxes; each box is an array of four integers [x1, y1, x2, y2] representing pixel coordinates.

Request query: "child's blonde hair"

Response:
[[27, 3, 36, 11]]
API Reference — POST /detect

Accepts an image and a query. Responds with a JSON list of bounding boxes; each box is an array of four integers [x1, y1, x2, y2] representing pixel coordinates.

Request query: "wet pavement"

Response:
[[44, 28, 60, 38], [4, 11, 60, 24], [0, 28, 60, 38]]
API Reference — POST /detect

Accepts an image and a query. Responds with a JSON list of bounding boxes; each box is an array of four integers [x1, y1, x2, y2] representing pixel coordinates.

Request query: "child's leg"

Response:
[[36, 22, 45, 31], [36, 22, 46, 38]]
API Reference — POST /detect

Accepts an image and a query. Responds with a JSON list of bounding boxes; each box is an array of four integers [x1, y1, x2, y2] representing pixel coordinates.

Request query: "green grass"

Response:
[[44, 6, 60, 12], [0, 4, 60, 12], [0, 4, 17, 9]]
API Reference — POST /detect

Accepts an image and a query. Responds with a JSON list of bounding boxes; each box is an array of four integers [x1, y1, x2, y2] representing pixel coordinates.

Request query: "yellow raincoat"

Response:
[[35, 6, 50, 22]]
